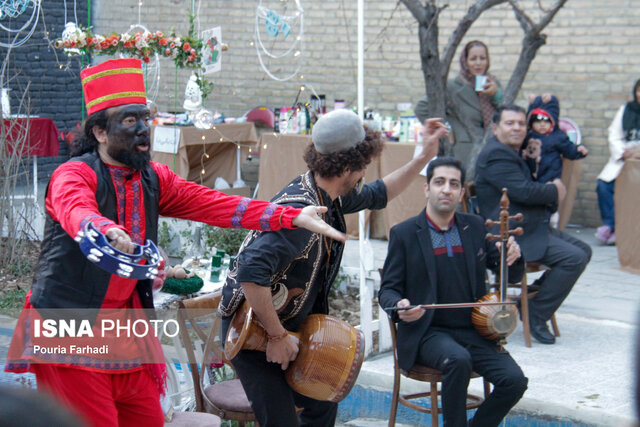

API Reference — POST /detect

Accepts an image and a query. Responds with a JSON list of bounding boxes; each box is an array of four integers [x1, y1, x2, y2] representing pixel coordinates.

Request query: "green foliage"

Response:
[[208, 363, 236, 384], [220, 421, 254, 427], [157, 221, 176, 253], [157, 220, 248, 260], [201, 226, 248, 256], [330, 268, 355, 297], [0, 288, 27, 312], [7, 260, 33, 277]]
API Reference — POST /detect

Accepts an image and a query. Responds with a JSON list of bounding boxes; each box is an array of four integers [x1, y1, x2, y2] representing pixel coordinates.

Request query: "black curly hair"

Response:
[[68, 109, 108, 157]]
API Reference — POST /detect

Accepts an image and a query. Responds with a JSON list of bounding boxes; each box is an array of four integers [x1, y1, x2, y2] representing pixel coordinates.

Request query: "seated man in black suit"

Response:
[[379, 156, 528, 427], [475, 104, 592, 344]]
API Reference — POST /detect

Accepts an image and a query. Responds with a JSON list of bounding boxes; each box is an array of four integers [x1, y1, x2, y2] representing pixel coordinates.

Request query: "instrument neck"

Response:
[[499, 236, 508, 302]]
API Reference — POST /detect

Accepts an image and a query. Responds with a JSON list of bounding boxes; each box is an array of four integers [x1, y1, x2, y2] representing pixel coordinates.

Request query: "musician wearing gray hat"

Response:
[[219, 109, 448, 426]]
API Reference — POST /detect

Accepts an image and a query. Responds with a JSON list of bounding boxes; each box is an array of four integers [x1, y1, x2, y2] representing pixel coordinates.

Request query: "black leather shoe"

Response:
[[529, 316, 555, 344]]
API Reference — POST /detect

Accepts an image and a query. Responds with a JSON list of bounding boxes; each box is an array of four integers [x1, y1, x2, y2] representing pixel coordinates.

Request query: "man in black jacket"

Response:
[[475, 104, 592, 344], [379, 156, 527, 427]]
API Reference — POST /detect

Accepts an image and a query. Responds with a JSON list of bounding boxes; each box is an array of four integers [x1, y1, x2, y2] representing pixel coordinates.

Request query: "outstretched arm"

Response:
[[292, 206, 346, 243], [382, 118, 448, 200], [154, 162, 345, 241]]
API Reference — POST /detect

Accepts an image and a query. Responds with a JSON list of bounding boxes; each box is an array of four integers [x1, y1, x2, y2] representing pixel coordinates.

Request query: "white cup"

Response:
[[475, 75, 488, 92]]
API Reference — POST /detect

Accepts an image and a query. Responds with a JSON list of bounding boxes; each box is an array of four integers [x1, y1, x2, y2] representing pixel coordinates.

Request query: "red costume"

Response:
[[6, 58, 302, 427]]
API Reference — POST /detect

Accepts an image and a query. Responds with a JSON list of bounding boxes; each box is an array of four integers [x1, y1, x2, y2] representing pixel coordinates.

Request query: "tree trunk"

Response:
[[503, 34, 547, 104], [415, 3, 452, 155], [419, 24, 445, 119], [399, 0, 567, 161]]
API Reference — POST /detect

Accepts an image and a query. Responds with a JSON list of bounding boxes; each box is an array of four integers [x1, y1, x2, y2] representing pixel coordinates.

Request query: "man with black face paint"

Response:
[[102, 104, 153, 171], [4, 58, 345, 427]]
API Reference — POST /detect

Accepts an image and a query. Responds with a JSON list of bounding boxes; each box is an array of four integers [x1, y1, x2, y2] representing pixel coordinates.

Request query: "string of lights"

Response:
[[191, 125, 258, 186]]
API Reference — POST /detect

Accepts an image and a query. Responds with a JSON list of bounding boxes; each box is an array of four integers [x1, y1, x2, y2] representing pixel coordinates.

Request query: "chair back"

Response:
[[177, 290, 223, 412], [556, 118, 583, 230], [245, 106, 275, 129], [386, 315, 403, 375], [379, 268, 401, 374], [558, 117, 582, 145]]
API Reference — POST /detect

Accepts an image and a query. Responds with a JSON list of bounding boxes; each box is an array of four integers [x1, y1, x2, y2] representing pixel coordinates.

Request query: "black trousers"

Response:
[[232, 349, 338, 427], [530, 228, 592, 321], [416, 327, 528, 427]]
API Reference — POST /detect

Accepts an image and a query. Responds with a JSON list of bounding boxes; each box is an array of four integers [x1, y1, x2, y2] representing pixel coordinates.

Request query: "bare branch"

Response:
[[535, 0, 568, 34], [503, 34, 547, 103], [509, 0, 568, 36], [399, 0, 428, 25], [507, 0, 535, 33], [399, 0, 568, 166], [366, 2, 402, 52], [442, 0, 508, 78], [537, 0, 552, 12]]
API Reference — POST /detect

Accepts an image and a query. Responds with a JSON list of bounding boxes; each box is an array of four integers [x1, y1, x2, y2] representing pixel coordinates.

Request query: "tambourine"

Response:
[[74, 222, 162, 280]]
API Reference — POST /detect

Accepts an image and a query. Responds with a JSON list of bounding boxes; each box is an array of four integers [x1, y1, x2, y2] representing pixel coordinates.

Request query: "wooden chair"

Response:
[[516, 263, 560, 347], [557, 117, 583, 230], [387, 316, 490, 427], [491, 262, 560, 347], [460, 182, 561, 346], [177, 290, 257, 426]]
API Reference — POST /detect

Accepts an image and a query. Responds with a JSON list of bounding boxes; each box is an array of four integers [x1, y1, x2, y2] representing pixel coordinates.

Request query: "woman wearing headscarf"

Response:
[[447, 40, 503, 169], [415, 40, 502, 169], [595, 79, 640, 245]]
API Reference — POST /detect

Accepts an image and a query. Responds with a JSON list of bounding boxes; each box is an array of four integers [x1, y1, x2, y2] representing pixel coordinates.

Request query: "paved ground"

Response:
[[337, 226, 640, 426]]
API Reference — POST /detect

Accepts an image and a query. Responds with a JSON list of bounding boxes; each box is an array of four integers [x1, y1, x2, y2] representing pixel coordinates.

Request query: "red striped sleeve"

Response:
[[45, 161, 123, 238], [152, 162, 300, 231]]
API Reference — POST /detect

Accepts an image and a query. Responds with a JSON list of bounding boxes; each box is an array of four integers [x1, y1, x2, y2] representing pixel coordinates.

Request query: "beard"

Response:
[[108, 145, 151, 170]]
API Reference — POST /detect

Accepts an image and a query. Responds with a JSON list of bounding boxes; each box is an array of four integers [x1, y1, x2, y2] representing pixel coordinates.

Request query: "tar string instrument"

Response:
[[472, 188, 522, 345], [224, 300, 364, 403], [387, 188, 523, 346]]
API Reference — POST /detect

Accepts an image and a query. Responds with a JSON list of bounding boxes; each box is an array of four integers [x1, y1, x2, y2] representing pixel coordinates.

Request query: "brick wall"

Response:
[[85, 0, 640, 226], [1, 0, 88, 178]]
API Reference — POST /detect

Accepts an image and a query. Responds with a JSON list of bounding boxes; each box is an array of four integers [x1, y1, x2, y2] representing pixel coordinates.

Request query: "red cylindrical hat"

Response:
[[81, 58, 147, 116]]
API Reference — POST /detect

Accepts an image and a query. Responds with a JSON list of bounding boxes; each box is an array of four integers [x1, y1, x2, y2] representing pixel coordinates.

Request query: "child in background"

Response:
[[522, 94, 588, 226]]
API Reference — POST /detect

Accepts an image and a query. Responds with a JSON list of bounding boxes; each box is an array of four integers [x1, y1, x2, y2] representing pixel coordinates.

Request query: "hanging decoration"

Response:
[[0, 0, 40, 48], [121, 23, 161, 102], [117, 2, 161, 102], [183, 73, 202, 122], [54, 13, 217, 99], [254, 0, 304, 82], [0, 0, 33, 19]]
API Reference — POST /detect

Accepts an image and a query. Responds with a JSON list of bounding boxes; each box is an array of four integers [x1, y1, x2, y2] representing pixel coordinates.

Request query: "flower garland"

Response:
[[54, 15, 215, 99], [55, 26, 201, 67]]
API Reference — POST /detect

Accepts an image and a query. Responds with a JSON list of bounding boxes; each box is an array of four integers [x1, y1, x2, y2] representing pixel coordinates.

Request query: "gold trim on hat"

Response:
[[86, 91, 147, 109], [81, 67, 144, 85]]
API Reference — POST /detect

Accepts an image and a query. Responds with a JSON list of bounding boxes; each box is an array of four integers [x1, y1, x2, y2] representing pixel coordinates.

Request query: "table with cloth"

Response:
[[614, 158, 640, 272], [3, 117, 59, 156], [150, 123, 258, 189], [256, 133, 426, 239]]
